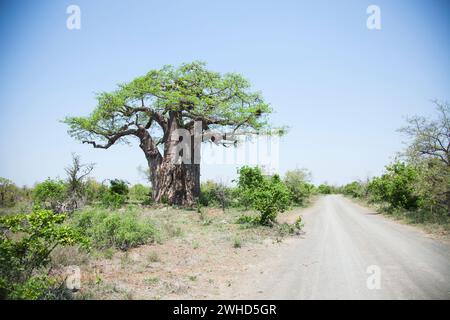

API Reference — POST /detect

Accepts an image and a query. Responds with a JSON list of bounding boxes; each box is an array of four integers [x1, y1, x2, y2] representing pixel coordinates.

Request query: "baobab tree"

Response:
[[64, 62, 275, 205]]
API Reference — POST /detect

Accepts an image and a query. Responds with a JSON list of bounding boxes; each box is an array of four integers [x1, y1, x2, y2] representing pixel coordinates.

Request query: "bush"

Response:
[[284, 169, 314, 206], [342, 181, 365, 198], [101, 192, 127, 209], [252, 174, 291, 225], [129, 184, 151, 203], [84, 179, 105, 204], [236, 214, 260, 225], [0, 208, 88, 299], [317, 184, 332, 194], [412, 159, 450, 220], [109, 179, 129, 195], [100, 179, 130, 208], [71, 207, 159, 250], [0, 177, 20, 208], [367, 162, 419, 210], [199, 180, 232, 209], [236, 167, 291, 225], [33, 178, 67, 212], [235, 166, 265, 209]]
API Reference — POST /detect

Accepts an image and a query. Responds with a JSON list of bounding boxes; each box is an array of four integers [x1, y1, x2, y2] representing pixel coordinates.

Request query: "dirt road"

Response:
[[228, 195, 450, 299]]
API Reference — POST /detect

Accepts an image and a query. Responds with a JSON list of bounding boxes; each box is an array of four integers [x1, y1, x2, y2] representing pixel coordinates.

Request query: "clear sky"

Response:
[[0, 0, 449, 187]]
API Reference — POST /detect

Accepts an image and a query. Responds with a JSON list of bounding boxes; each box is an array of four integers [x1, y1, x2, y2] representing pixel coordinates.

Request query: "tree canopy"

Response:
[[64, 61, 273, 150]]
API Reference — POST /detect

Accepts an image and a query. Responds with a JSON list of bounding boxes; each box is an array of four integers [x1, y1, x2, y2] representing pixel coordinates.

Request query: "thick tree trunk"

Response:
[[138, 114, 200, 206], [152, 161, 200, 206]]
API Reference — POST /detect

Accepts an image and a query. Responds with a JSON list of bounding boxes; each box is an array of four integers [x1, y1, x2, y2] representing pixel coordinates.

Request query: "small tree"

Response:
[[236, 167, 290, 225], [0, 178, 18, 207], [33, 179, 67, 212], [64, 154, 95, 210], [84, 178, 104, 204], [0, 209, 88, 299], [101, 179, 129, 208], [342, 181, 366, 198], [199, 180, 231, 211], [129, 184, 151, 203], [317, 184, 332, 194], [236, 166, 265, 209], [284, 169, 314, 206], [367, 162, 419, 211], [252, 174, 290, 225], [399, 101, 450, 215]]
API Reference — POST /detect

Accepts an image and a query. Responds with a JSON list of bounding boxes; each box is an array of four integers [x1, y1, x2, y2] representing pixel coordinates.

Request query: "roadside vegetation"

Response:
[[338, 102, 450, 235], [0, 153, 317, 299]]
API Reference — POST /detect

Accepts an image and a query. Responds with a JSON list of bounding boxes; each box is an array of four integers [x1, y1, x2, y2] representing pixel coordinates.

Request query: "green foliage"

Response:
[[294, 216, 304, 230], [284, 169, 314, 206], [236, 214, 260, 225], [397, 101, 450, 218], [317, 184, 332, 194], [71, 207, 159, 250], [109, 179, 129, 195], [33, 178, 67, 211], [64, 61, 274, 146], [233, 238, 242, 248], [199, 180, 232, 210], [100, 192, 126, 209], [342, 181, 366, 198], [129, 184, 151, 203], [0, 177, 21, 208], [413, 159, 450, 219], [0, 208, 88, 299], [236, 166, 265, 209], [84, 178, 105, 203], [252, 174, 291, 225], [368, 162, 420, 210], [100, 179, 129, 208], [236, 167, 290, 225], [277, 217, 304, 237]]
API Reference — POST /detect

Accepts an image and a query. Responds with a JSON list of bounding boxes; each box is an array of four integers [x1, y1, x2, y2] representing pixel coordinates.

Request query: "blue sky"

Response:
[[0, 0, 449, 187]]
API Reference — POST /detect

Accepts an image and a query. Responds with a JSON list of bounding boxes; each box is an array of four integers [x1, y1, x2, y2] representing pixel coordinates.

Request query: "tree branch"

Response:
[[82, 128, 137, 149]]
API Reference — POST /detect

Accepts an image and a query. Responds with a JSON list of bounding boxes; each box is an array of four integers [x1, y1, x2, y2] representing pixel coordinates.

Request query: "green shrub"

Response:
[[233, 238, 242, 248], [129, 184, 151, 203], [100, 179, 130, 208], [367, 162, 419, 210], [33, 178, 67, 211], [0, 208, 88, 299], [109, 179, 129, 195], [236, 166, 265, 209], [236, 214, 260, 225], [236, 167, 291, 225], [252, 174, 291, 225], [72, 207, 159, 250], [317, 184, 332, 194], [284, 169, 314, 206], [84, 179, 105, 204], [0, 177, 20, 208], [199, 180, 232, 210], [342, 181, 365, 198], [101, 192, 127, 209]]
